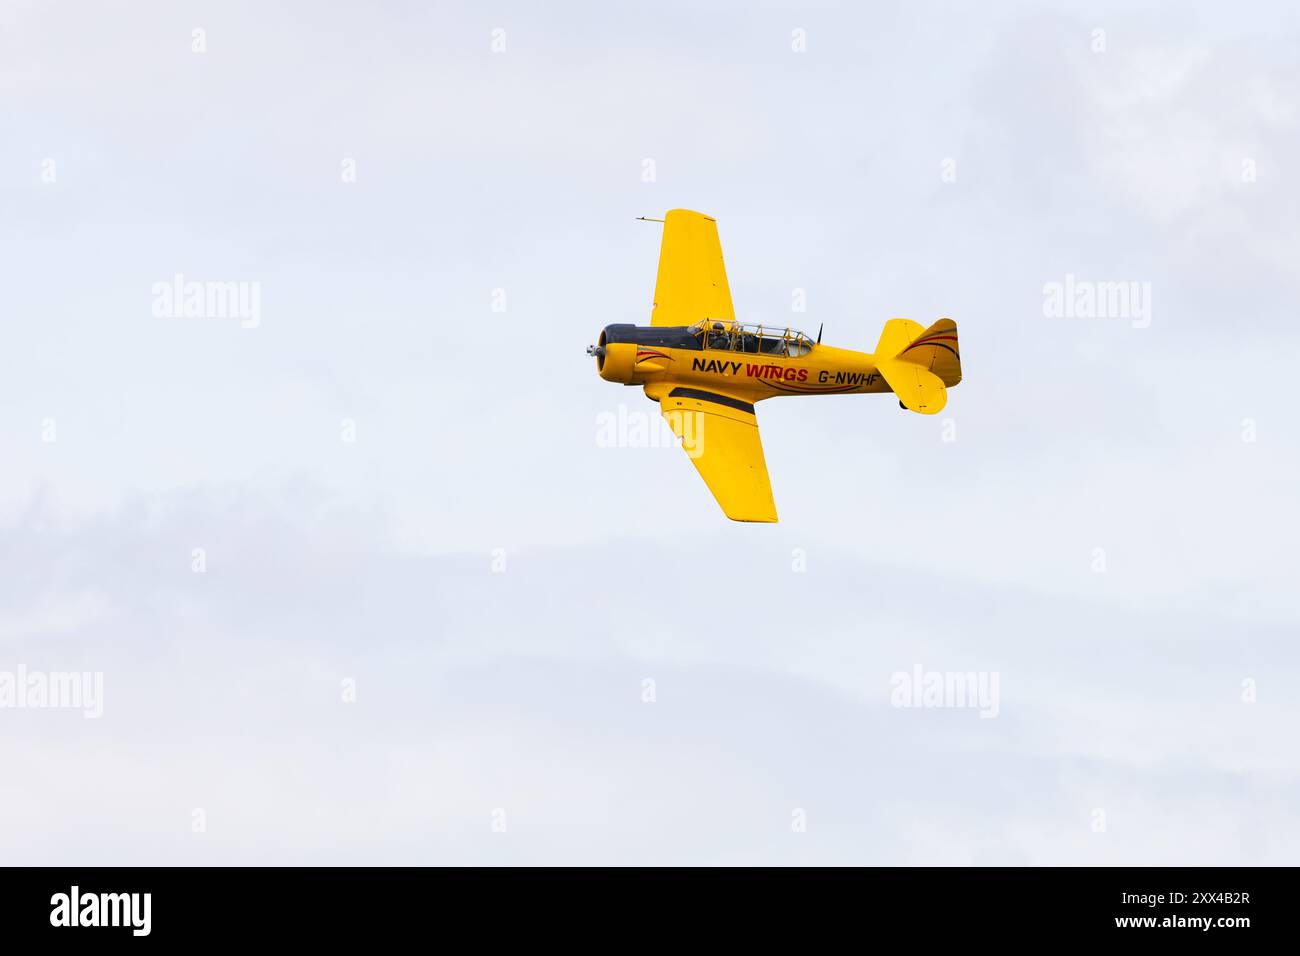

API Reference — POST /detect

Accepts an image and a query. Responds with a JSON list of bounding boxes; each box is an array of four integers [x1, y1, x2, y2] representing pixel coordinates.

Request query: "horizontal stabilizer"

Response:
[[875, 358, 947, 415]]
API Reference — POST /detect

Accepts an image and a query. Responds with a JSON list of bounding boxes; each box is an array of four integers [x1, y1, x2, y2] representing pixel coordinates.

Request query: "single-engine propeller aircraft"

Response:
[[587, 209, 962, 523]]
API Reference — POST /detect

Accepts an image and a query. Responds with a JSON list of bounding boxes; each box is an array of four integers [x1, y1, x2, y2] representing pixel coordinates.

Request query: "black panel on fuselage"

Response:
[[601, 324, 702, 351]]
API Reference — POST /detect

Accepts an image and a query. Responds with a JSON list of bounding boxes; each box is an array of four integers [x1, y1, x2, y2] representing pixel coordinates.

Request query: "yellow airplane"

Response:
[[588, 209, 962, 523]]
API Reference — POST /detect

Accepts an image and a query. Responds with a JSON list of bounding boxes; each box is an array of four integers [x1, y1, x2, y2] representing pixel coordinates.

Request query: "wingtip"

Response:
[[665, 208, 716, 222]]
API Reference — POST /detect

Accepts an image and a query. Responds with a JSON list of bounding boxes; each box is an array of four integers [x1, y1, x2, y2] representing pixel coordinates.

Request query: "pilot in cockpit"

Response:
[[707, 322, 732, 350]]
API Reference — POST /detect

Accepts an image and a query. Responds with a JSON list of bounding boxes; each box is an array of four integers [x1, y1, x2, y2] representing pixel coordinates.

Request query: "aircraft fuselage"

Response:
[[593, 322, 893, 404]]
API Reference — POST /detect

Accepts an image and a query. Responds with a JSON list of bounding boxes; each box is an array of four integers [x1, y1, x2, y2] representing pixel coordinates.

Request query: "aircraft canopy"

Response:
[[689, 320, 815, 358]]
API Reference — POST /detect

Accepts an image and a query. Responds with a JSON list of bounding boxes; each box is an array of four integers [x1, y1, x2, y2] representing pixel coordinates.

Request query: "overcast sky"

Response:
[[2, 0, 1297, 864]]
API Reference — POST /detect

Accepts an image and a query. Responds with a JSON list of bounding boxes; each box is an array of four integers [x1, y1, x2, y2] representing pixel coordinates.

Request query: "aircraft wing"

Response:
[[660, 387, 777, 522], [650, 209, 735, 327]]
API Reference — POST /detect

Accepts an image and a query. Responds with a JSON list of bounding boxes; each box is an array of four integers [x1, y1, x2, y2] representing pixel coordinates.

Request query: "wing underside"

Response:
[[660, 387, 777, 523], [650, 209, 735, 328]]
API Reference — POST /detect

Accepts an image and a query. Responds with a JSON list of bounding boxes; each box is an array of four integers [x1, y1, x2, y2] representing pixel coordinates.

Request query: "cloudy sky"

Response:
[[2, 0, 1297, 864]]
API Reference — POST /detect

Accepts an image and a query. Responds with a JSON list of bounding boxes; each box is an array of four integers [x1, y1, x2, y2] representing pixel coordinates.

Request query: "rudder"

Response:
[[894, 318, 961, 386]]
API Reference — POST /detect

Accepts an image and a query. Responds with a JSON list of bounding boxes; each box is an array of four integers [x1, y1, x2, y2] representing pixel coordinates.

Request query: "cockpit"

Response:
[[690, 320, 815, 357]]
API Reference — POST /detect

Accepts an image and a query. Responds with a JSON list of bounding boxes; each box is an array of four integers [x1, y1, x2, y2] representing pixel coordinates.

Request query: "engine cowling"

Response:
[[591, 328, 637, 383]]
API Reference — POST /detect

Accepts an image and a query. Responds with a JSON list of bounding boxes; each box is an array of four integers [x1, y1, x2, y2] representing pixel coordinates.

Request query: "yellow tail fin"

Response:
[[873, 318, 961, 414], [893, 318, 961, 386]]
